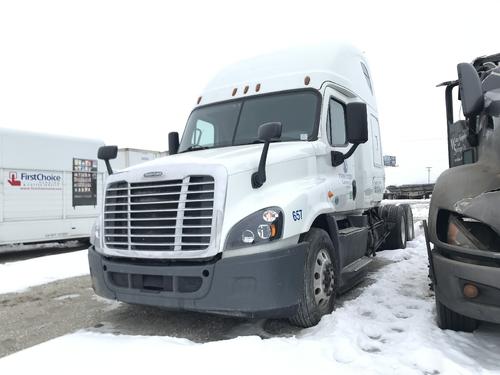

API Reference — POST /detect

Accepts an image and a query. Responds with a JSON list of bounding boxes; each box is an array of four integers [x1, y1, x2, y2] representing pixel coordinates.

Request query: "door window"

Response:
[[326, 98, 347, 146]]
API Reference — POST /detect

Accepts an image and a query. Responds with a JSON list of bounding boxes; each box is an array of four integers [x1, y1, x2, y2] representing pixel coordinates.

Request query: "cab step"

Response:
[[342, 256, 373, 274]]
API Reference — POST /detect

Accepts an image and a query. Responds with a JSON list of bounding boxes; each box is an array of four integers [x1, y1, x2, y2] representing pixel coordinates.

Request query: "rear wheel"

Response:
[[289, 228, 338, 328], [435, 297, 479, 332], [378, 205, 390, 220], [400, 204, 414, 241], [384, 205, 407, 250]]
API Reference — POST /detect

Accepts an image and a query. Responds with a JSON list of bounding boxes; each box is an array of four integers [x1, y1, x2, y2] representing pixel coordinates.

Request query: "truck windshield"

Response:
[[178, 90, 320, 152]]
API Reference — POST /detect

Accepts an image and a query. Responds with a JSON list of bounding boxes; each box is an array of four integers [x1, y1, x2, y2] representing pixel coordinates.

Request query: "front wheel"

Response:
[[289, 228, 338, 328]]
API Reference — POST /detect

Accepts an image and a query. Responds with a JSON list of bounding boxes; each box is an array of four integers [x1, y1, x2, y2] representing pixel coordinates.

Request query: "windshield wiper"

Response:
[[180, 145, 210, 153]]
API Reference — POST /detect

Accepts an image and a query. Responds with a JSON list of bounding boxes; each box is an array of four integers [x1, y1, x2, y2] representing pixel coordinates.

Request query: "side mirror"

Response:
[[98, 145, 118, 160], [331, 103, 368, 167], [457, 63, 484, 117], [98, 145, 118, 175], [168, 132, 180, 155], [258, 122, 282, 142], [346, 102, 368, 144], [252, 122, 282, 189]]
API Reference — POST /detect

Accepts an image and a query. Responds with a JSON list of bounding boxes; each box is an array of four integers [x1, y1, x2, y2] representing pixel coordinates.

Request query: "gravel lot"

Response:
[[0, 250, 390, 358]]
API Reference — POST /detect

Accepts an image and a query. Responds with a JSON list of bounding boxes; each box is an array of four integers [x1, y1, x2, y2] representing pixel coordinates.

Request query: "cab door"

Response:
[[322, 86, 356, 212]]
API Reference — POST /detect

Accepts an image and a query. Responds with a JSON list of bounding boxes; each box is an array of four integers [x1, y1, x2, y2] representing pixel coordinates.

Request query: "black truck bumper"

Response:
[[432, 249, 500, 324], [88, 243, 307, 318]]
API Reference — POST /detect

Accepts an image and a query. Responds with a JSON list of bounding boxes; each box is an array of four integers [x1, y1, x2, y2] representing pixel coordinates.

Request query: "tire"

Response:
[[383, 205, 407, 250], [435, 297, 479, 332], [289, 228, 338, 328], [400, 204, 414, 241], [378, 204, 389, 219]]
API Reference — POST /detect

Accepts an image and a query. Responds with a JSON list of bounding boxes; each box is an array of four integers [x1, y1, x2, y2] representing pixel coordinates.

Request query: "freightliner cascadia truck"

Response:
[[89, 43, 414, 327], [427, 54, 500, 332]]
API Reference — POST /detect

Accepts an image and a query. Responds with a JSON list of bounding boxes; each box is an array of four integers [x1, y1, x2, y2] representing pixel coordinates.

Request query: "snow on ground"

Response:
[[1, 228, 499, 374], [0, 240, 84, 254], [0, 250, 89, 294]]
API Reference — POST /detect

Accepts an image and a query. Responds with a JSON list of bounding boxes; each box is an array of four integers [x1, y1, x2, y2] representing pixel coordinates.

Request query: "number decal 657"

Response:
[[292, 210, 303, 221]]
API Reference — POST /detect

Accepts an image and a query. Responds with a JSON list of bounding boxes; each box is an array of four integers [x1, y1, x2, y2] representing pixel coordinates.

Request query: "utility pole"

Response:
[[426, 167, 432, 183]]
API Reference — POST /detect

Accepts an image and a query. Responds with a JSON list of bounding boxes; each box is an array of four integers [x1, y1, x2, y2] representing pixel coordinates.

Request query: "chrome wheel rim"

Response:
[[313, 249, 335, 307]]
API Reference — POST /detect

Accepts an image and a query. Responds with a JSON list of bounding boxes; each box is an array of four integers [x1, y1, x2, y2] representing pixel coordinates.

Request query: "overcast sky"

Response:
[[1, 0, 498, 184]]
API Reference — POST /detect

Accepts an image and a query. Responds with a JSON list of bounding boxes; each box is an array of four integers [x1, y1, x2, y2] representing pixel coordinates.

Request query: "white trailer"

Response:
[[0, 128, 107, 246], [0, 129, 163, 248], [112, 148, 164, 170]]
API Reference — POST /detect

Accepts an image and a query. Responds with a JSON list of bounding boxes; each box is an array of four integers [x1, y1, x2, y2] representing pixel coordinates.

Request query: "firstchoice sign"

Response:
[[7, 171, 63, 190]]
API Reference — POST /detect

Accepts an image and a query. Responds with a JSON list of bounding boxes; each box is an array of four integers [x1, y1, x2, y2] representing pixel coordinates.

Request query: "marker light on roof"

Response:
[[255, 83, 261, 92], [304, 76, 311, 85]]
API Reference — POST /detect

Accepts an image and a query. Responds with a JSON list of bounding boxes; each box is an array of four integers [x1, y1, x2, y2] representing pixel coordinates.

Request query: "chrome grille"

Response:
[[104, 176, 215, 252]]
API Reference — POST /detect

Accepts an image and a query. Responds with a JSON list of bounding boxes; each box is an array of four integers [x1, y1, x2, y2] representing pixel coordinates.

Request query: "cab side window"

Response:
[[192, 119, 215, 147], [326, 98, 347, 146]]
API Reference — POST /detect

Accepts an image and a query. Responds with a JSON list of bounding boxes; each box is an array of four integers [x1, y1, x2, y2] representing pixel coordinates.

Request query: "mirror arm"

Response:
[[331, 144, 359, 167], [98, 145, 118, 175], [251, 141, 270, 189], [104, 160, 113, 175]]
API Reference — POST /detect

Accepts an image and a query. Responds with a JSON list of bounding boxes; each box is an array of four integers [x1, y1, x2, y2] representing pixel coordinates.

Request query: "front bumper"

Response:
[[432, 249, 500, 324], [88, 243, 307, 318]]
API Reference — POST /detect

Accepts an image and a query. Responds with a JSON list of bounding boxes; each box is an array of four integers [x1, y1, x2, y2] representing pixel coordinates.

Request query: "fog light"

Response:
[[463, 283, 479, 299], [257, 224, 271, 239], [242, 230, 255, 244]]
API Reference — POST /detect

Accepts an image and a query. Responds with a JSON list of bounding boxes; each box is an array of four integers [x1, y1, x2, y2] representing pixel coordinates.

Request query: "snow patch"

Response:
[[0, 240, 84, 254], [1, 236, 499, 374], [0, 250, 89, 294], [54, 293, 80, 301], [91, 294, 122, 311]]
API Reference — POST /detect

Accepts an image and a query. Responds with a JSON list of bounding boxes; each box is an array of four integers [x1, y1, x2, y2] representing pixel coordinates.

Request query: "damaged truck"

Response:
[[427, 54, 500, 331]]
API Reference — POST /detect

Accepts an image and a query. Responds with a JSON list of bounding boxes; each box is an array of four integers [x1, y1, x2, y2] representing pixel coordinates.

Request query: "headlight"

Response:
[[447, 214, 499, 251], [225, 207, 283, 250], [90, 218, 101, 246]]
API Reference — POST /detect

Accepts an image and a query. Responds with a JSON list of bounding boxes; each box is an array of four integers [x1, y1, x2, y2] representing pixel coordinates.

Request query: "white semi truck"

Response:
[[89, 43, 413, 327]]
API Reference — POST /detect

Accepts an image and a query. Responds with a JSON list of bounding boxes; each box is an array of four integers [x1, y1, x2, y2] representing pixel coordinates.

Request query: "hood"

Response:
[[117, 142, 316, 176]]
